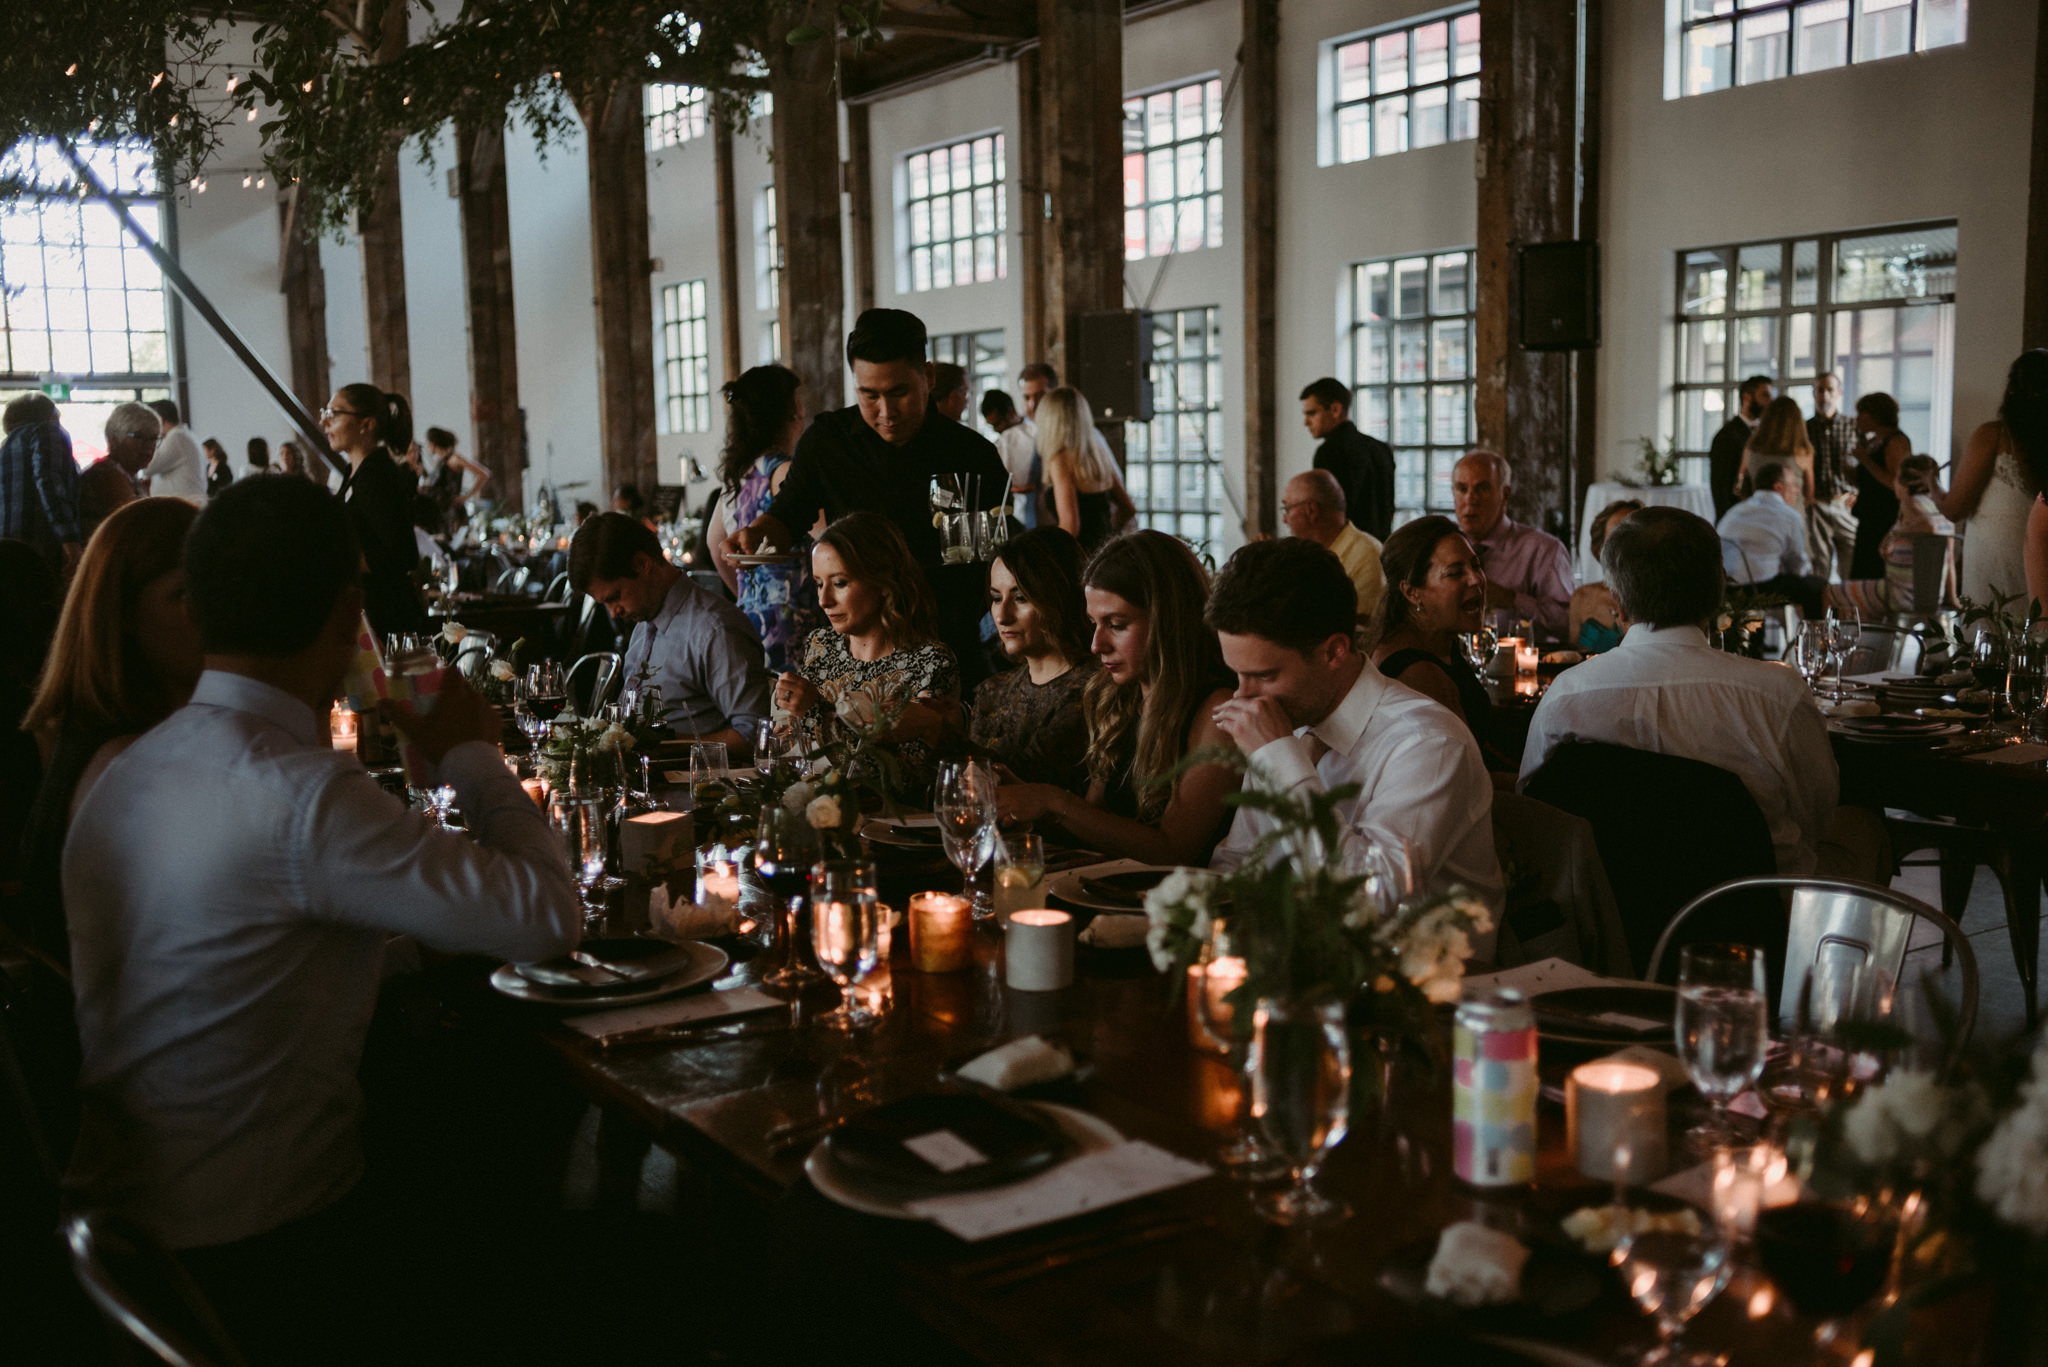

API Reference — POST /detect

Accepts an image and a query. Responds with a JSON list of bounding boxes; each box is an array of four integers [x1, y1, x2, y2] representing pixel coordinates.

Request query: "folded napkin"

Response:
[[649, 884, 743, 939], [1078, 914, 1148, 949], [1822, 699, 1880, 718], [903, 1139, 1211, 1241], [1424, 1222, 1530, 1307], [956, 1035, 1074, 1091], [563, 986, 784, 1041]]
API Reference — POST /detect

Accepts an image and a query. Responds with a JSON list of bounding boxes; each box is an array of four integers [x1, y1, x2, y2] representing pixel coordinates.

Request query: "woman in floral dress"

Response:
[[715, 365, 821, 674]]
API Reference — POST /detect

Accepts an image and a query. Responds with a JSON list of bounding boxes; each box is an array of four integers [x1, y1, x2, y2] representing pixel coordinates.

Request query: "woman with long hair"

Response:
[[321, 382, 426, 635], [15, 498, 203, 965], [1738, 395, 1832, 578], [418, 425, 491, 533], [709, 364, 821, 673], [1372, 516, 1510, 777], [774, 511, 960, 797], [995, 530, 1236, 865], [1034, 387, 1135, 552], [1850, 392, 1911, 580], [203, 438, 234, 498], [1945, 349, 2046, 606], [969, 527, 1096, 791]]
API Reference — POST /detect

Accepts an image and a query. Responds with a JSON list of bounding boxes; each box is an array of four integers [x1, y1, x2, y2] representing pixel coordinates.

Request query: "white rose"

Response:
[[782, 781, 817, 814], [1843, 1093, 1901, 1166], [834, 690, 877, 728], [440, 622, 468, 644], [806, 794, 842, 830], [1878, 1071, 1945, 1141], [489, 659, 516, 682]]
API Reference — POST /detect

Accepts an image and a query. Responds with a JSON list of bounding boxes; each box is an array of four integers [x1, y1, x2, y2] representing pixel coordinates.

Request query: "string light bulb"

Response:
[[302, 80, 314, 92], [65, 63, 78, 77], [226, 74, 238, 92], [150, 72, 164, 90], [246, 107, 258, 121], [243, 174, 252, 187], [257, 175, 266, 188]]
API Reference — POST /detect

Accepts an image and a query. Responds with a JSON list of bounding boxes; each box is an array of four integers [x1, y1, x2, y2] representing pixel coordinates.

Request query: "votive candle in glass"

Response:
[[908, 891, 974, 972], [1566, 1059, 1667, 1182], [1514, 639, 1541, 675], [330, 704, 359, 754], [520, 777, 549, 809], [1004, 909, 1074, 990], [697, 853, 741, 918]]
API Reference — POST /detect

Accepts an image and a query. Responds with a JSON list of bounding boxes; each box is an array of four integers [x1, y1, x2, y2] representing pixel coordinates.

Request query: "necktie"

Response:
[[1304, 733, 1333, 769]]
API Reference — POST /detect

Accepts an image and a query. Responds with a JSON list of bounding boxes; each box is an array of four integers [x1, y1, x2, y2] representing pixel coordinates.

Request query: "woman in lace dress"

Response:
[[1944, 350, 2048, 608], [968, 527, 1095, 792]]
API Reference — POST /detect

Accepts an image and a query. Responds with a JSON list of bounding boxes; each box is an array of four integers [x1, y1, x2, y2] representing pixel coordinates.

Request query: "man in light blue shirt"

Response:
[[63, 476, 580, 1360], [1715, 459, 1824, 617], [570, 511, 770, 747]]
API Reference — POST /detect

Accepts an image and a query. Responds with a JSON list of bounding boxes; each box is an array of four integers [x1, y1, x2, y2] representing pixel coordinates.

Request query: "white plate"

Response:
[[860, 817, 946, 850], [489, 939, 729, 1008], [1828, 721, 1965, 744], [805, 1102, 1122, 1221], [1046, 863, 1178, 914]]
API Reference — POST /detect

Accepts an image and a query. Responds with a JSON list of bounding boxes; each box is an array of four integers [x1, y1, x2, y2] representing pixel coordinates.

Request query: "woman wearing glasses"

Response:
[[321, 384, 428, 635]]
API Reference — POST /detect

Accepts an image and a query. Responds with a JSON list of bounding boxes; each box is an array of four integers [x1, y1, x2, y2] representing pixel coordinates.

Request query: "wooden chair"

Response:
[[65, 1213, 248, 1367]]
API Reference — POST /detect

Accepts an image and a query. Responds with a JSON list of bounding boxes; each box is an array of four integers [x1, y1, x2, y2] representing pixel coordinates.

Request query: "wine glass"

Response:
[[1675, 943, 1769, 1155], [754, 717, 791, 781], [1754, 1201, 1899, 1352], [549, 792, 610, 928], [1972, 627, 2009, 697], [1611, 1190, 1734, 1365], [809, 860, 880, 1030], [1828, 608, 1862, 697], [525, 662, 567, 734], [1457, 625, 1499, 675], [1794, 622, 1832, 695], [757, 804, 824, 987], [2010, 635, 2048, 741], [1247, 993, 1352, 1226], [934, 759, 999, 919], [1193, 918, 1283, 1177]]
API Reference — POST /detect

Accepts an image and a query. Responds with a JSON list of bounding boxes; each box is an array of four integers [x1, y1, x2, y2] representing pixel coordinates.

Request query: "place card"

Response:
[[1593, 1011, 1666, 1033], [564, 986, 783, 1041], [1462, 956, 1608, 999], [902, 1129, 991, 1174], [905, 1140, 1213, 1242]]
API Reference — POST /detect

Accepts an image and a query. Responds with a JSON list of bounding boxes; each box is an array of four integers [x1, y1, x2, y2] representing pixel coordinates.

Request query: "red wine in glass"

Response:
[[1754, 1202, 1895, 1319], [526, 693, 567, 722]]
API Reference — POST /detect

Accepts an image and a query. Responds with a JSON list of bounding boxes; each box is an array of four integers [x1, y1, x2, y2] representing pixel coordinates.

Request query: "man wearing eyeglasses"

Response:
[[80, 402, 162, 536]]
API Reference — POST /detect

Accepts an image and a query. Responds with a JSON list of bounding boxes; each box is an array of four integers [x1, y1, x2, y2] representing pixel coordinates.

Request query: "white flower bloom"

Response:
[[1843, 1091, 1902, 1166], [806, 794, 842, 830], [1141, 867, 1216, 974], [782, 781, 817, 814], [488, 658, 516, 681], [1976, 1044, 2048, 1234], [440, 622, 468, 644], [834, 690, 877, 728]]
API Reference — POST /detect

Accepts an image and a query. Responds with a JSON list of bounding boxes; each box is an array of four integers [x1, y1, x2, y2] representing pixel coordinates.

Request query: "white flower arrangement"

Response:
[[805, 794, 843, 831], [834, 689, 878, 728], [1975, 1041, 2048, 1235], [488, 658, 516, 682], [1142, 866, 1220, 974], [1841, 1070, 1990, 1168], [781, 780, 817, 815], [440, 621, 469, 645], [1380, 891, 1496, 1005]]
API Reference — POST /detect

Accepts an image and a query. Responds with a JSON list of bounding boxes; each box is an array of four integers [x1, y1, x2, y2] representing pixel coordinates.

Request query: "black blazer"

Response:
[[1314, 421, 1396, 540], [338, 448, 427, 635], [1708, 416, 1752, 521]]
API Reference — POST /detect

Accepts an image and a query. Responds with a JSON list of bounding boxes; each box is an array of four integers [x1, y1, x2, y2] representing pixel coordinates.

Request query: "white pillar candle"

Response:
[[1004, 909, 1074, 991], [1488, 636, 1523, 679], [1514, 640, 1540, 674], [1567, 1060, 1668, 1182], [621, 810, 691, 877]]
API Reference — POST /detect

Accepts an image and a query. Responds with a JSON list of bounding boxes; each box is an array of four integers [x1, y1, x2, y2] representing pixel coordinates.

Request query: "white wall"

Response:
[[503, 127, 604, 509], [398, 126, 471, 457]]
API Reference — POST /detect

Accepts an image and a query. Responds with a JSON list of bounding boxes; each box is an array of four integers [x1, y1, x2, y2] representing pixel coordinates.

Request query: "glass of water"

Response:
[[1794, 622, 1832, 694], [1248, 993, 1352, 1227], [809, 860, 880, 1030], [1457, 625, 1499, 674], [1612, 1197, 1733, 1365], [1675, 943, 1769, 1155]]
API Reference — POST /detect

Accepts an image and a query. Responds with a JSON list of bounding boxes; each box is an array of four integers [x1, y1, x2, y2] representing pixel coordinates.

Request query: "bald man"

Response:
[[1453, 449, 1574, 641], [1281, 470, 1383, 624]]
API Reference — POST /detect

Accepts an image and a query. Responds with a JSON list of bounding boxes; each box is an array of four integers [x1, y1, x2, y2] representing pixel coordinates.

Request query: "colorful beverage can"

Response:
[[1452, 987, 1537, 1187]]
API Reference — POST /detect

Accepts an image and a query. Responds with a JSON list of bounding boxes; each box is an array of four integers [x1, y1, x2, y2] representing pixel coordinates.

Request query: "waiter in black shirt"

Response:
[[725, 308, 1010, 687], [1300, 377, 1395, 540]]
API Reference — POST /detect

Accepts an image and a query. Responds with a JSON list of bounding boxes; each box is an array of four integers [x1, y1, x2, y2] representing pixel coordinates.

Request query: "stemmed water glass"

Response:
[[1827, 608, 1862, 697], [1794, 622, 1832, 695], [2009, 634, 2048, 741], [754, 717, 793, 781], [809, 859, 880, 1030], [757, 804, 824, 987], [1675, 943, 1769, 1155], [1610, 1157, 1735, 1366], [934, 758, 999, 919], [1457, 625, 1499, 675], [1193, 918, 1283, 1178], [1247, 992, 1352, 1227], [548, 791, 610, 929]]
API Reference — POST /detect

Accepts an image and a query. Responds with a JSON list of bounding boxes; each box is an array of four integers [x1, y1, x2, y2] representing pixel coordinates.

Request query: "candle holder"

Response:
[[621, 810, 691, 878], [1004, 910, 1073, 990], [1567, 1060, 1667, 1182], [908, 891, 974, 972]]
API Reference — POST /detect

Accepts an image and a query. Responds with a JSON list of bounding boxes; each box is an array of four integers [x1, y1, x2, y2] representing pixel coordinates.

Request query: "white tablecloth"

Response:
[[1577, 482, 1716, 581]]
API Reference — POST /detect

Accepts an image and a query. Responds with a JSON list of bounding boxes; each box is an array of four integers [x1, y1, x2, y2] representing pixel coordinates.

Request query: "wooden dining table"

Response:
[[419, 835, 1878, 1367]]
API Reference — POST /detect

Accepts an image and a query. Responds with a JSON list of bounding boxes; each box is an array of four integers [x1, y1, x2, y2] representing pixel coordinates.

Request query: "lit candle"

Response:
[[1186, 956, 1246, 1054], [697, 856, 741, 918], [330, 705, 359, 753], [621, 810, 691, 877], [1004, 909, 1074, 991], [1710, 1143, 1790, 1238], [1567, 1060, 1667, 1182], [520, 777, 548, 809], [908, 891, 974, 972], [1514, 639, 1540, 675], [1488, 636, 1522, 679]]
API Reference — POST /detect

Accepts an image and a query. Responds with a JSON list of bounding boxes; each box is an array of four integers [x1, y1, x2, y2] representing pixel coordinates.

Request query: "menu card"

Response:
[[904, 1140, 1212, 1241]]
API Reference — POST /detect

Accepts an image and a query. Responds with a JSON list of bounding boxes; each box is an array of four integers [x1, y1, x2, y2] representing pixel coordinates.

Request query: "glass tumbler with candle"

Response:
[[809, 860, 880, 1030], [1194, 917, 1284, 1177], [993, 832, 1046, 922]]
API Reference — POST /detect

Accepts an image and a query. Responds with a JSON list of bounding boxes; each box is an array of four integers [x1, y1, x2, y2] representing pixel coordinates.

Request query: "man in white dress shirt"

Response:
[[141, 397, 207, 502], [1520, 506, 1884, 879], [1204, 538, 1503, 925], [64, 475, 581, 1360], [982, 387, 1040, 530], [1716, 459, 1824, 618]]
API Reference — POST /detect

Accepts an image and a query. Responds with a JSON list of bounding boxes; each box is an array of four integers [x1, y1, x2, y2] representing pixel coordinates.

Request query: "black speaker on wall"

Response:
[[1075, 309, 1155, 422], [1519, 240, 1600, 351]]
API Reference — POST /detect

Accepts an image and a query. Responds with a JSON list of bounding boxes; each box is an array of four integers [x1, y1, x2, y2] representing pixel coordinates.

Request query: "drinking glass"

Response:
[[1828, 608, 1862, 695], [934, 759, 999, 918], [809, 860, 880, 1030], [754, 717, 792, 780], [1247, 993, 1352, 1227], [1675, 943, 1769, 1154], [938, 510, 978, 566], [757, 804, 824, 987], [1611, 1196, 1734, 1365], [928, 472, 963, 514], [525, 662, 567, 732], [1794, 622, 1832, 694], [992, 832, 1046, 922], [1457, 626, 1499, 674], [1193, 919, 1283, 1177], [2010, 635, 2048, 741], [1754, 1201, 1899, 1348], [549, 792, 610, 925], [1972, 628, 2009, 699], [690, 741, 731, 807]]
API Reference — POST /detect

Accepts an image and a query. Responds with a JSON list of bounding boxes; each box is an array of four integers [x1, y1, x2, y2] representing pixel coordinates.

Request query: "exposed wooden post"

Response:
[[845, 102, 877, 315], [713, 120, 744, 384], [1015, 47, 1047, 372], [356, 0, 410, 398], [770, 31, 846, 414], [279, 186, 330, 419], [1037, 0, 1124, 384], [2026, 0, 2048, 348], [458, 120, 524, 508], [584, 81, 660, 497], [1241, 0, 1280, 540], [1574, 0, 1602, 500], [1474, 0, 1587, 527]]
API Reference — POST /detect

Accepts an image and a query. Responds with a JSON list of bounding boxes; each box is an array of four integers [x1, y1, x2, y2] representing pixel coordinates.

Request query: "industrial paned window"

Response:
[[0, 140, 174, 464], [645, 84, 707, 150], [1676, 0, 1966, 98], [929, 330, 1006, 439], [1348, 249, 1474, 527], [1328, 9, 1480, 165], [1126, 306, 1226, 551], [1672, 223, 1956, 484], [755, 184, 783, 364], [902, 134, 1007, 291], [658, 280, 712, 435], [1122, 77, 1222, 260]]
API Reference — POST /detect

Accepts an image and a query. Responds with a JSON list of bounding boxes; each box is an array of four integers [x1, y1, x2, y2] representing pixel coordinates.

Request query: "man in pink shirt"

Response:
[[1454, 449, 1575, 642]]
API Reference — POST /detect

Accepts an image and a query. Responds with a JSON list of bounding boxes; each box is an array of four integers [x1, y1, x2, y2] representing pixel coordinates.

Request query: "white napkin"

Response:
[[903, 1140, 1211, 1241], [1822, 699, 1880, 718], [1424, 1222, 1530, 1307], [563, 986, 783, 1041], [649, 884, 743, 939], [955, 1035, 1074, 1091], [1078, 914, 1148, 949], [1462, 956, 1608, 998]]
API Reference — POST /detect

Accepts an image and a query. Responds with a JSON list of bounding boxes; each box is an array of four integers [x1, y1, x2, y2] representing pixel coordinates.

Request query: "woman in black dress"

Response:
[[969, 527, 1095, 791], [1035, 387, 1134, 553], [322, 383, 427, 636], [1371, 515, 1511, 777], [1849, 391, 1910, 581]]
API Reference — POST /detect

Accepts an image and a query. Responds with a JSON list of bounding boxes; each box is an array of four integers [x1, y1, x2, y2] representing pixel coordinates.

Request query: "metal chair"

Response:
[[66, 1213, 248, 1367], [566, 652, 622, 715], [1645, 876, 1978, 1074], [543, 570, 572, 603]]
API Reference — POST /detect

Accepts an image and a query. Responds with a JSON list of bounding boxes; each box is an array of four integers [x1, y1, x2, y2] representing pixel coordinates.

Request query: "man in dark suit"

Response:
[[1709, 374, 1776, 520], [1300, 377, 1395, 540]]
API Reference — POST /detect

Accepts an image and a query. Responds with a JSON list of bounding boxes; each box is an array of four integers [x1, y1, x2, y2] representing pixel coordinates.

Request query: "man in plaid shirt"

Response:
[[1806, 371, 1860, 578], [0, 392, 82, 576]]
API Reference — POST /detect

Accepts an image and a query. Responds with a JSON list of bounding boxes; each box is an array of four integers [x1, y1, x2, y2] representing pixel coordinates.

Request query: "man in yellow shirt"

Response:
[[1281, 470, 1383, 627]]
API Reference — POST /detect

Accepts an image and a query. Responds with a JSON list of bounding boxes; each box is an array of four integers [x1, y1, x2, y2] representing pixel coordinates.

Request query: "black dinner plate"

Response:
[[1532, 984, 1675, 1041], [513, 937, 704, 990], [826, 1092, 1074, 1193], [1075, 868, 1174, 908], [1837, 714, 1948, 732]]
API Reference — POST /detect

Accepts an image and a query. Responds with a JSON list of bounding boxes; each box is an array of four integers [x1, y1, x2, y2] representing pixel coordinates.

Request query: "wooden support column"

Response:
[[714, 121, 744, 384], [279, 186, 329, 419], [1241, 0, 1280, 539], [771, 31, 846, 414], [845, 102, 877, 315], [458, 121, 524, 509], [1016, 47, 1048, 372], [356, 0, 410, 397], [1037, 0, 1125, 385], [584, 81, 660, 497], [2026, 1, 2048, 348], [1475, 0, 1590, 529]]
